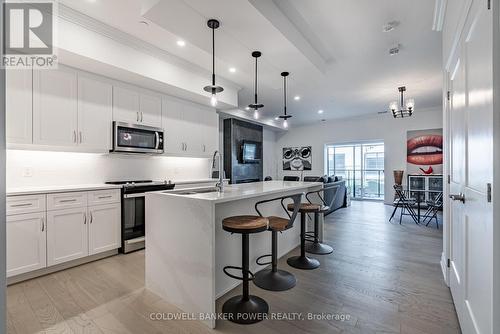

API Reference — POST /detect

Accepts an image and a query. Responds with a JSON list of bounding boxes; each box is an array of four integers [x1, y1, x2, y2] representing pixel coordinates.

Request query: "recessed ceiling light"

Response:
[[294, 96, 301, 101], [229, 67, 236, 73], [318, 109, 324, 114], [176, 40, 186, 47]]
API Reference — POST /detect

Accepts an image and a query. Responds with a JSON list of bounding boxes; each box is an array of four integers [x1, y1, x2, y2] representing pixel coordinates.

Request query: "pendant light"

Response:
[[248, 51, 264, 119], [203, 19, 224, 107], [278, 72, 292, 128]]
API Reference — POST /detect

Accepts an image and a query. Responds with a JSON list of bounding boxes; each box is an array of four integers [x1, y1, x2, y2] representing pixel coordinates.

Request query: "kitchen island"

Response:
[[145, 180, 323, 328]]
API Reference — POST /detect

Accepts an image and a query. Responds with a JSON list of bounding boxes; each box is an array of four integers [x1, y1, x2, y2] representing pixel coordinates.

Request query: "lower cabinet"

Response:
[[89, 204, 121, 255], [47, 207, 89, 266], [6, 190, 121, 279], [6, 212, 46, 277]]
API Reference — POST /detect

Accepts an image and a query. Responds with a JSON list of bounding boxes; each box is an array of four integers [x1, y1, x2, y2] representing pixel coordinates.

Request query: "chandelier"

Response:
[[389, 86, 414, 118]]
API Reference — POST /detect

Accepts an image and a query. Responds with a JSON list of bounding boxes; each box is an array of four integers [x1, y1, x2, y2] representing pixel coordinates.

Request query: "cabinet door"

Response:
[[113, 85, 140, 124], [6, 212, 46, 277], [182, 103, 203, 155], [202, 108, 219, 155], [47, 207, 88, 266], [33, 66, 78, 146], [140, 91, 162, 127], [78, 75, 113, 151], [6, 69, 33, 144], [162, 97, 186, 155], [88, 203, 121, 255]]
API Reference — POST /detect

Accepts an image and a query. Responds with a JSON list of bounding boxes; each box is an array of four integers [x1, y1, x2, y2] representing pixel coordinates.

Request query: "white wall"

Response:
[[275, 109, 443, 204], [263, 128, 278, 179], [6, 150, 212, 189]]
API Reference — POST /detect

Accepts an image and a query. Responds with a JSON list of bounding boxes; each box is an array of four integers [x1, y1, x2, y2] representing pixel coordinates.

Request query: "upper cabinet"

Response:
[[78, 74, 113, 151], [162, 96, 218, 157], [33, 65, 78, 147], [113, 84, 162, 128], [6, 69, 33, 144]]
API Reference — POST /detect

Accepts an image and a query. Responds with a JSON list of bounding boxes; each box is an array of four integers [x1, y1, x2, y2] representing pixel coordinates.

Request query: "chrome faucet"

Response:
[[212, 150, 225, 192]]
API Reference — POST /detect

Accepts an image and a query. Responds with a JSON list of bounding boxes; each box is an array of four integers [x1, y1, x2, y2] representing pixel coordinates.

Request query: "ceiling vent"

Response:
[[389, 44, 401, 56]]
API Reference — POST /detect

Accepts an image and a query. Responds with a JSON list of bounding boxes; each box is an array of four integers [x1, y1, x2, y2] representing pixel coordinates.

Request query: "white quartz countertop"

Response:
[[6, 184, 123, 196], [172, 178, 229, 185], [151, 181, 323, 204]]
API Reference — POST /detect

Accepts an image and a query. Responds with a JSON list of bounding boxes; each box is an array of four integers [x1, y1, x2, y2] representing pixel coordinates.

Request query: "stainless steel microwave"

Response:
[[111, 122, 164, 154]]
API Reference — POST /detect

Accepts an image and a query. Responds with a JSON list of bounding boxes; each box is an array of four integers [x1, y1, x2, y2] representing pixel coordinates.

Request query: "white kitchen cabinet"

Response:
[[78, 75, 113, 151], [113, 85, 141, 124], [140, 91, 162, 127], [162, 96, 218, 157], [47, 207, 89, 266], [33, 66, 78, 146], [88, 203, 121, 255], [6, 69, 33, 144], [163, 96, 187, 155], [6, 212, 46, 277]]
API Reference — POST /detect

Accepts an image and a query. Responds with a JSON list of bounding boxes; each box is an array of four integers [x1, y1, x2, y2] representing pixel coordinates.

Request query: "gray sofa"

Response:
[[303, 176, 347, 215]]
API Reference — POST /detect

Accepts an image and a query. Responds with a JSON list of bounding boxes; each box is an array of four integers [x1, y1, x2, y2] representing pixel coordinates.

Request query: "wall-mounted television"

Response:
[[241, 140, 261, 163]]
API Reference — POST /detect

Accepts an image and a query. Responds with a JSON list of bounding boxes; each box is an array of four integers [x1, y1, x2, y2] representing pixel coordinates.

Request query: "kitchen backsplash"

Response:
[[6, 150, 212, 188]]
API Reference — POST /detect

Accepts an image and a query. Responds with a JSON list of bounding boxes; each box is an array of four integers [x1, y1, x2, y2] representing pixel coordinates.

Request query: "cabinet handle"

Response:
[[203, 144, 206, 152], [98, 195, 113, 199], [137, 112, 140, 122], [185, 143, 188, 151], [41, 218, 45, 232], [90, 212, 93, 224], [60, 199, 77, 203], [11, 203, 32, 207], [84, 212, 87, 225], [79, 131, 82, 143], [141, 112, 144, 122], [73, 130, 77, 143]]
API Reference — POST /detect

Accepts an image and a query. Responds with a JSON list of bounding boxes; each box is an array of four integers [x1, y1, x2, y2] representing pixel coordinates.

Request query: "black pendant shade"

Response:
[[278, 72, 292, 127], [203, 19, 224, 103], [248, 51, 264, 110]]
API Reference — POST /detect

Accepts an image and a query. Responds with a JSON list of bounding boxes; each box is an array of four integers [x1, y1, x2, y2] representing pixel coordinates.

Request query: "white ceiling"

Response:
[[59, 0, 442, 127]]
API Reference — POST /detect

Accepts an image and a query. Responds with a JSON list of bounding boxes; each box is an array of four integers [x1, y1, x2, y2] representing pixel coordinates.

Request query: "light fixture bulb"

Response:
[[318, 109, 324, 114], [210, 94, 218, 107], [176, 40, 186, 47], [406, 98, 415, 110], [389, 101, 398, 111], [294, 96, 301, 101], [253, 110, 259, 119], [283, 119, 288, 128]]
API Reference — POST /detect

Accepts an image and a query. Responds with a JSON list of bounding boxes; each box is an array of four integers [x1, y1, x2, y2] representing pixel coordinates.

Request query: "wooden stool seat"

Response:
[[287, 203, 328, 213], [222, 215, 269, 234], [268, 216, 290, 232]]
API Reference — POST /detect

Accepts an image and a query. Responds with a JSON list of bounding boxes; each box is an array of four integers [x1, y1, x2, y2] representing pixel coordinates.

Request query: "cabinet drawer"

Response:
[[88, 189, 121, 205], [47, 192, 87, 211], [7, 195, 46, 215]]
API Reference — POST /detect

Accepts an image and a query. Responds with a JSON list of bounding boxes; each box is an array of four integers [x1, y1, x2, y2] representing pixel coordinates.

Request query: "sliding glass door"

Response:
[[326, 142, 384, 200]]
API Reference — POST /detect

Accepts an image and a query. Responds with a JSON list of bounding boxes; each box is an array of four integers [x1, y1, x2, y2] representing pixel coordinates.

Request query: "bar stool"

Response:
[[286, 201, 322, 269], [253, 193, 303, 291], [303, 184, 339, 255], [222, 215, 269, 324]]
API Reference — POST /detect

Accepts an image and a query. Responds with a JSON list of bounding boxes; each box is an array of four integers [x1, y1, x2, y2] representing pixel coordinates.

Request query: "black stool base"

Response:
[[222, 295, 269, 324], [254, 269, 296, 291], [287, 255, 320, 270], [305, 242, 333, 255]]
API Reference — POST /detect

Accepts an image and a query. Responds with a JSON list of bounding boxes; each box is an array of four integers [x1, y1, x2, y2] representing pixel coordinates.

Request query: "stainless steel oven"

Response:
[[105, 180, 175, 253], [112, 122, 164, 154]]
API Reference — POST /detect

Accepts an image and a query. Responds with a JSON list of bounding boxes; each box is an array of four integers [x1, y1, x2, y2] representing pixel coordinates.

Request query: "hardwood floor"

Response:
[[6, 201, 460, 333]]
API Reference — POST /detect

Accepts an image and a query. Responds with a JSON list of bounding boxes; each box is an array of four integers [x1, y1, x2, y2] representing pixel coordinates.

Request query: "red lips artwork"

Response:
[[407, 134, 443, 165]]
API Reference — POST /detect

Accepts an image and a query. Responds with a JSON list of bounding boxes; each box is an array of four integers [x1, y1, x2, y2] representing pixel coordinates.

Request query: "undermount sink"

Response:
[[169, 187, 221, 195]]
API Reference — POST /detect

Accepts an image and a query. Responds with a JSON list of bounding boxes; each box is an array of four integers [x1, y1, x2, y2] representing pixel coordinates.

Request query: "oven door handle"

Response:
[[124, 193, 146, 199], [155, 132, 160, 150]]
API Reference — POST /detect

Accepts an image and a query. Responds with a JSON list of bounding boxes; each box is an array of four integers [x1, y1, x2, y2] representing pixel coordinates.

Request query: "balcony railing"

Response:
[[327, 169, 385, 200]]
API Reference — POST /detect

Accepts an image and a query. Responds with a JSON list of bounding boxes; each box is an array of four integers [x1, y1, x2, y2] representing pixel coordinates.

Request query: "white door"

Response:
[[140, 91, 162, 127], [163, 97, 186, 155], [88, 204, 121, 255], [113, 85, 140, 124], [6, 69, 33, 144], [6, 212, 46, 277], [33, 66, 78, 146], [47, 208, 89, 266], [78, 75, 113, 151], [448, 3, 493, 333]]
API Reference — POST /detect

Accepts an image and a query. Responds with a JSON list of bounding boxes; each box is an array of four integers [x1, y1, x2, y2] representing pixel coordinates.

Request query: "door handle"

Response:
[[449, 193, 465, 203]]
